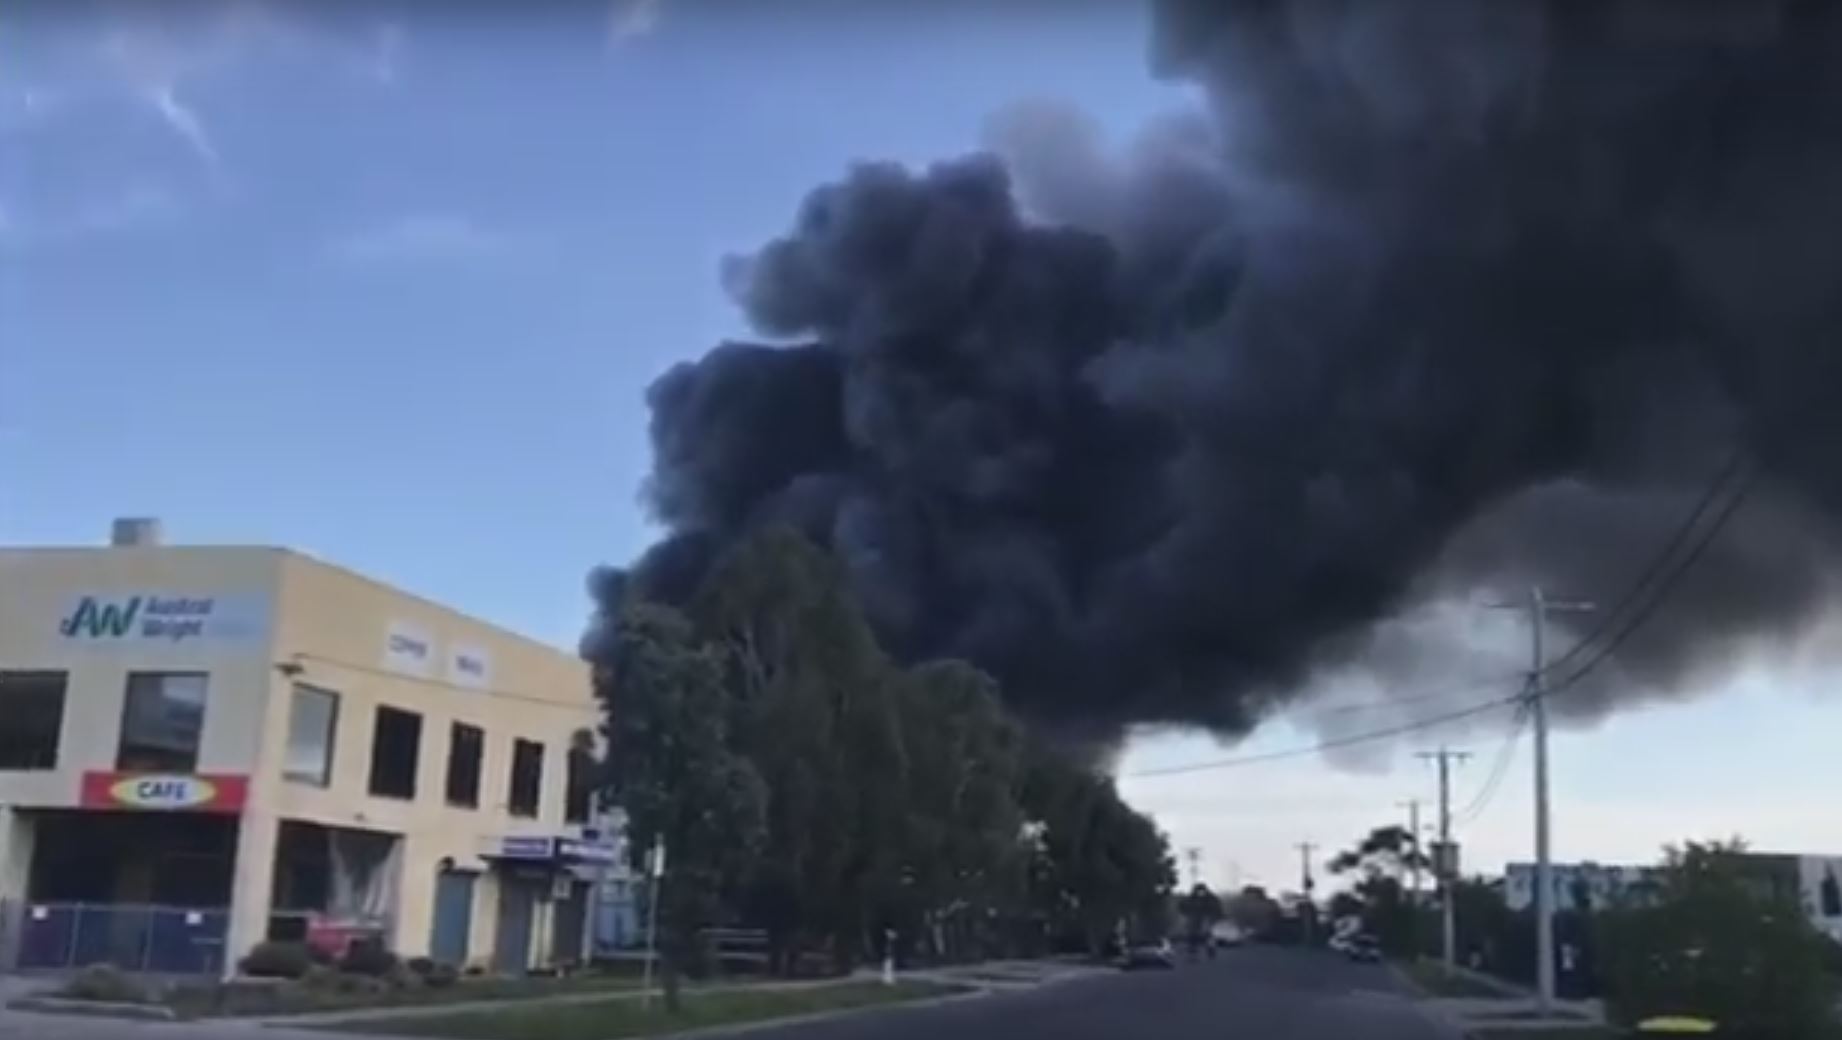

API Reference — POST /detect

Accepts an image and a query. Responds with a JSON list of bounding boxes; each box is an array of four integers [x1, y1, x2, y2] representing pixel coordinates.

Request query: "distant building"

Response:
[[1503, 862, 1659, 914], [1503, 854, 1842, 943]]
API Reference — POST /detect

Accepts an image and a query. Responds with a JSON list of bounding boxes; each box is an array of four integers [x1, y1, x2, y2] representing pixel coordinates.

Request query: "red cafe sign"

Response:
[[80, 772, 249, 813]]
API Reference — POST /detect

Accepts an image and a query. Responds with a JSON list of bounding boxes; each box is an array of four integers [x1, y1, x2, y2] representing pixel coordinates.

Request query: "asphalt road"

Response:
[[745, 946, 1464, 1040], [0, 947, 1462, 1039]]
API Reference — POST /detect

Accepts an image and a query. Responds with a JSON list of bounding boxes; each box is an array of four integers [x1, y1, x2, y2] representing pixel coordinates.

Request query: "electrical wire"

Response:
[[1540, 450, 1756, 680], [1453, 697, 1528, 825], [1546, 462, 1759, 694], [1127, 688, 1523, 777], [1315, 670, 1530, 717], [1128, 450, 1758, 780]]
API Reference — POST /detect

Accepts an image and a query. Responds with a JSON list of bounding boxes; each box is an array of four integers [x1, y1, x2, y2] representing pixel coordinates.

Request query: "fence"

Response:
[[8, 902, 229, 975]]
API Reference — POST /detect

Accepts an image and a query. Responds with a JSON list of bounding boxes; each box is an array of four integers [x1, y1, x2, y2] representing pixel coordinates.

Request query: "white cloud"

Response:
[[608, 0, 662, 46], [147, 84, 219, 167], [329, 214, 511, 265]]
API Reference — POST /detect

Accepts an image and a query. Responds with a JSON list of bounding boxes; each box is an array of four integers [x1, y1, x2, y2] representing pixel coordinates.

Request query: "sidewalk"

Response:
[[1396, 962, 1607, 1034]]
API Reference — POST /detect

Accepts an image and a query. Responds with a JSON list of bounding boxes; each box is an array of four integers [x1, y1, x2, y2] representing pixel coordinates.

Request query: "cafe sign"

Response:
[[80, 772, 249, 813]]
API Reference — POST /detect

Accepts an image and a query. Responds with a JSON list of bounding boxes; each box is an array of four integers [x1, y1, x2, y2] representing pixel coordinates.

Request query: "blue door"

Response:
[[493, 878, 537, 974], [429, 871, 475, 965]]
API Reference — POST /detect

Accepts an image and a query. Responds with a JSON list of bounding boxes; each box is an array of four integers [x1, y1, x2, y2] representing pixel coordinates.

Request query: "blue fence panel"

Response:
[[16, 906, 78, 970], [148, 909, 228, 975], [9, 903, 229, 974], [71, 906, 153, 970]]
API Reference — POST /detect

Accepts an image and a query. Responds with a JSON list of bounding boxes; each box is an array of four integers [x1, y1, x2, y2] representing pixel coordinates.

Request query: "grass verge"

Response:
[[316, 980, 968, 1040], [166, 970, 646, 1019], [1399, 959, 1516, 999]]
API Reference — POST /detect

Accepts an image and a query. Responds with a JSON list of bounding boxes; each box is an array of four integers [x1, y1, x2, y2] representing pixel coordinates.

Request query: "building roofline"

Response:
[[0, 542, 584, 661]]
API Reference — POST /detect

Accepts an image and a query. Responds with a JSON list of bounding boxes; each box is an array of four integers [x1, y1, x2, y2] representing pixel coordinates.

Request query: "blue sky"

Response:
[[6, 0, 1840, 893]]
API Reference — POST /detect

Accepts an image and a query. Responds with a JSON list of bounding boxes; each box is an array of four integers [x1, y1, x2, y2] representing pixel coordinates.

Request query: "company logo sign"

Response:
[[59, 594, 266, 645], [80, 772, 249, 813], [384, 620, 435, 676], [448, 643, 492, 690]]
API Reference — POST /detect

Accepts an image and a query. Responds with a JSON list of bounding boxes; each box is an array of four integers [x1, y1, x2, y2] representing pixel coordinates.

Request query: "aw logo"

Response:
[[59, 596, 142, 639]]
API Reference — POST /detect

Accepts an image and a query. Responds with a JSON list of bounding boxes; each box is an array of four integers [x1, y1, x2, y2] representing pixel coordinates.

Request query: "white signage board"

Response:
[[383, 619, 436, 677], [58, 593, 268, 646], [448, 643, 492, 690]]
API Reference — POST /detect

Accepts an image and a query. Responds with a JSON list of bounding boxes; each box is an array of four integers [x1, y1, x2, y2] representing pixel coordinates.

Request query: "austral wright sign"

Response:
[[58, 593, 267, 646], [80, 772, 249, 813]]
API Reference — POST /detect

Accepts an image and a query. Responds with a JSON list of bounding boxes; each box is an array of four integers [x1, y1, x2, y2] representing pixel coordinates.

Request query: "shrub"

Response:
[[338, 939, 399, 978], [299, 964, 340, 991], [403, 956, 460, 989], [63, 963, 150, 1004], [240, 940, 317, 979]]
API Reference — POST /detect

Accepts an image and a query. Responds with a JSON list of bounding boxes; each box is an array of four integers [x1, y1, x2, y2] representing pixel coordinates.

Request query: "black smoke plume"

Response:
[[588, 0, 1842, 744]]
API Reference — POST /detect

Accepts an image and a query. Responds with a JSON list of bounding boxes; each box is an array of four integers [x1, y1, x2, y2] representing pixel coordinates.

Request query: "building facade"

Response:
[[1504, 854, 1842, 942], [0, 531, 613, 976]]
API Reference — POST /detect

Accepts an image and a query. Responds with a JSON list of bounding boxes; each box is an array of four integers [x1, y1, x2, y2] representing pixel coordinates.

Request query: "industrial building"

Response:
[[0, 521, 622, 976]]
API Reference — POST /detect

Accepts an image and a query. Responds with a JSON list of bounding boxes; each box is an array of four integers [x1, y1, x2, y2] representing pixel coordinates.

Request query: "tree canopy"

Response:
[[587, 528, 1175, 974]]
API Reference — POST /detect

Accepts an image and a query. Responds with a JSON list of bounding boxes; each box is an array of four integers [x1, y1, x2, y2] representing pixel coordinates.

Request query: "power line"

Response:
[[1540, 450, 1755, 679], [1547, 463, 1758, 694], [1315, 670, 1529, 717], [1129, 450, 1756, 781], [1128, 690, 1521, 777], [1454, 697, 1528, 825]]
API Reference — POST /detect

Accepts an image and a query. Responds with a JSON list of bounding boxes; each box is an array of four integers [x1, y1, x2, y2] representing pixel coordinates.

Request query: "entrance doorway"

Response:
[[551, 880, 588, 967], [16, 810, 236, 974], [429, 870, 475, 965], [493, 877, 540, 974]]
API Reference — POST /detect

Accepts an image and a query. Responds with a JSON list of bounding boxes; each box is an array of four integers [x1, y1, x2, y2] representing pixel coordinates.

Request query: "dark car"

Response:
[[1344, 934, 1382, 963], [1121, 939, 1177, 970]]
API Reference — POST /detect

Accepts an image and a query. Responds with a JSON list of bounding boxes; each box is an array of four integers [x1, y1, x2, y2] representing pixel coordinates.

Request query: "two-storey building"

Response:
[[0, 521, 611, 976]]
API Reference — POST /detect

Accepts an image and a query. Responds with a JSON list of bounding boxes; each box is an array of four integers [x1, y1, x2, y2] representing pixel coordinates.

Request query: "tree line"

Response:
[[587, 530, 1175, 1004]]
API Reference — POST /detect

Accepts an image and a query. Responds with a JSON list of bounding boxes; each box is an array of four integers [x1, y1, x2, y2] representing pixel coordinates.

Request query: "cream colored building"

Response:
[[0, 524, 613, 976]]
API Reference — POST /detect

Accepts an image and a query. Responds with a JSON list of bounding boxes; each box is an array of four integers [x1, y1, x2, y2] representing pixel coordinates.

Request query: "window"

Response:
[[0, 671, 68, 771], [367, 706, 423, 800], [118, 672, 208, 772], [508, 739, 543, 818], [284, 685, 339, 786], [445, 723, 484, 808], [565, 746, 595, 824]]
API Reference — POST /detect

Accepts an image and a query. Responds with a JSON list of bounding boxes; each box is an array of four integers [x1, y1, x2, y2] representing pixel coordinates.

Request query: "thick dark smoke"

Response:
[[588, 0, 1842, 745]]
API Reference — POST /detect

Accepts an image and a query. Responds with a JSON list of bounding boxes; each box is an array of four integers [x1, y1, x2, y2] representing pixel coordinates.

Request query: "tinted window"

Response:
[[446, 722, 483, 808], [284, 684, 339, 786], [0, 671, 67, 771], [118, 673, 208, 772], [508, 739, 543, 818], [368, 706, 422, 799]]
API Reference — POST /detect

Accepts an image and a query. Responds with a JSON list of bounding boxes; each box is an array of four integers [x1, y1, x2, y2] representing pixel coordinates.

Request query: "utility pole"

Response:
[[1491, 586, 1594, 1018], [1398, 797, 1425, 959], [1186, 846, 1203, 889], [1417, 749, 1469, 972], [1398, 798, 1424, 904], [1296, 842, 1317, 947]]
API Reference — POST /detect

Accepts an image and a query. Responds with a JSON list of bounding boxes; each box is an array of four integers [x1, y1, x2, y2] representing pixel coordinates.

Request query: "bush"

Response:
[[1601, 842, 1841, 1037], [338, 939, 399, 978], [63, 963, 150, 1004], [240, 940, 317, 979], [404, 956, 460, 989]]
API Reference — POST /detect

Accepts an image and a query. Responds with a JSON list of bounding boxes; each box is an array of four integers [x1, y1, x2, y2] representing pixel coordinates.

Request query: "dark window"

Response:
[[565, 746, 595, 824], [118, 672, 208, 772], [508, 739, 543, 818], [284, 685, 339, 787], [446, 723, 484, 808], [0, 671, 67, 770], [368, 706, 423, 800]]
